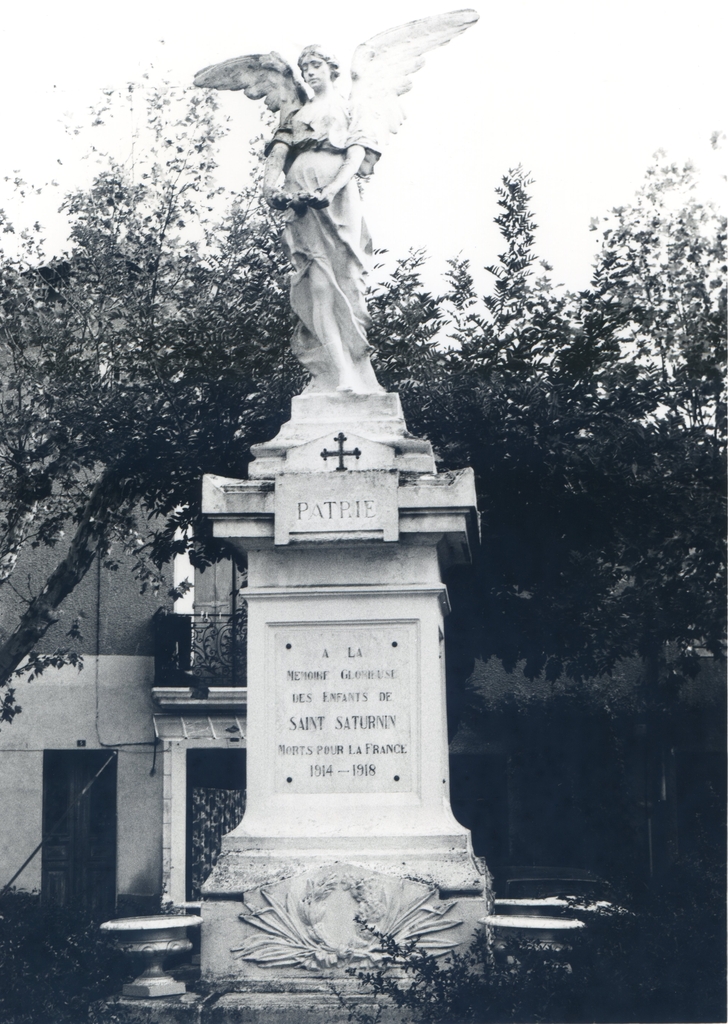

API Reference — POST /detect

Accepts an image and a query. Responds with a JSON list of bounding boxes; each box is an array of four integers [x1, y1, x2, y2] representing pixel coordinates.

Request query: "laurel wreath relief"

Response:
[[232, 871, 462, 970]]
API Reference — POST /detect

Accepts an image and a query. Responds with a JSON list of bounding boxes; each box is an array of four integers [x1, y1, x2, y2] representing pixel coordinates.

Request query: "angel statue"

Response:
[[194, 10, 479, 394]]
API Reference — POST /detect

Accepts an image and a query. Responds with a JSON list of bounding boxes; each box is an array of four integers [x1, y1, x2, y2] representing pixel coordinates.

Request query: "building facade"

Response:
[[0, 548, 247, 915], [0, 546, 723, 913]]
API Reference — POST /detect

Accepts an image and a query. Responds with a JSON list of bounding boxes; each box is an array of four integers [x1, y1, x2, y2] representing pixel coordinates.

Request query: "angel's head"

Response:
[[297, 45, 340, 91]]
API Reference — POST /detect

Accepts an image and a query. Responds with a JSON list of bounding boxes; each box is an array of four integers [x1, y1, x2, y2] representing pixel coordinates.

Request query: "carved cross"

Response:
[[320, 432, 361, 471]]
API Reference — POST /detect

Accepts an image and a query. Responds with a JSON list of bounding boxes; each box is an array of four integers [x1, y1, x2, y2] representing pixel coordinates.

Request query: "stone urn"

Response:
[[100, 915, 203, 998], [484, 911, 585, 950]]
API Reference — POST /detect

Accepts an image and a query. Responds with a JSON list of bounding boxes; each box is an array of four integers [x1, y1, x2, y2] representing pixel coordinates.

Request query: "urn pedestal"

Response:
[[100, 915, 202, 998]]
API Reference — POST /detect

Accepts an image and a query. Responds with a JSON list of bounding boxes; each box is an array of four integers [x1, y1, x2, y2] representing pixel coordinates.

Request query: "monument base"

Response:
[[202, 834, 488, 896], [94, 993, 205, 1024], [201, 862, 488, 989], [200, 389, 488, 1008], [95, 986, 404, 1024], [198, 988, 404, 1024]]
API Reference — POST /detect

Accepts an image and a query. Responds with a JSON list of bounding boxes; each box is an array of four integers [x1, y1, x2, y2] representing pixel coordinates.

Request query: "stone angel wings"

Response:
[[192, 10, 479, 157]]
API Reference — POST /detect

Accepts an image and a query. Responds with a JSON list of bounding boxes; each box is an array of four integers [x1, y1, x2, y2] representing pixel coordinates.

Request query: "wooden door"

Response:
[[41, 750, 117, 917]]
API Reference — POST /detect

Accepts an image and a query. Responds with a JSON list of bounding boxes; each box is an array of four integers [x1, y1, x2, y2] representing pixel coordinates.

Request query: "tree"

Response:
[[592, 156, 725, 434], [584, 158, 726, 692], [381, 166, 725, 903], [0, 83, 302, 718], [392, 163, 725, 709]]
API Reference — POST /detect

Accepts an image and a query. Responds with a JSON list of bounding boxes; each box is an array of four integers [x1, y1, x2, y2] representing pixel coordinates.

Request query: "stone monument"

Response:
[[196, 12, 489, 1019]]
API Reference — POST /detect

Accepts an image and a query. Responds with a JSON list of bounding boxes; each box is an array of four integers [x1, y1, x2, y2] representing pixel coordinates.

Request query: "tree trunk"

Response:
[[0, 469, 123, 695]]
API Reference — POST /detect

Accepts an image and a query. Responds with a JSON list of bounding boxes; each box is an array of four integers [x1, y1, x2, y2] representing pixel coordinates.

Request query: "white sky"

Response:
[[0, 0, 725, 292]]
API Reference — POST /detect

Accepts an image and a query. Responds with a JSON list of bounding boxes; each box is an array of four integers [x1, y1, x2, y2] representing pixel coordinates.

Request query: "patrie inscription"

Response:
[[274, 624, 415, 793], [274, 472, 399, 544], [296, 499, 376, 522]]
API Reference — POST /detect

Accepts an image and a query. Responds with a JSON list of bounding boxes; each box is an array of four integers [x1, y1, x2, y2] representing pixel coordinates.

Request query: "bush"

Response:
[[347, 927, 593, 1024], [0, 891, 131, 1024], [345, 862, 726, 1023]]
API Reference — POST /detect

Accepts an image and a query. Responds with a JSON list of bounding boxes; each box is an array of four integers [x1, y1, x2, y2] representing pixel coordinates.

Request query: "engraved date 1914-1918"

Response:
[[310, 764, 376, 777]]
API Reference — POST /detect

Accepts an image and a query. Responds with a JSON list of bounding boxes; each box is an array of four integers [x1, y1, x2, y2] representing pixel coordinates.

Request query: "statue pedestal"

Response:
[[200, 393, 490, 1000], [247, 392, 435, 477]]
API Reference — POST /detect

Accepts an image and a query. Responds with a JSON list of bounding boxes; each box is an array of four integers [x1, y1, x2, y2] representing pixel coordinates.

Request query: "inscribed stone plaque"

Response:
[[273, 622, 417, 794], [274, 471, 399, 545]]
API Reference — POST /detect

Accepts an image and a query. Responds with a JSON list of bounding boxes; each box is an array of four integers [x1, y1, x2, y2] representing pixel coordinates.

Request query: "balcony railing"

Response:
[[154, 609, 247, 689]]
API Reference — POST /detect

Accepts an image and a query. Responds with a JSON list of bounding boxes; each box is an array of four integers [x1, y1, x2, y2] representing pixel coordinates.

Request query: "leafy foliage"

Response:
[[0, 891, 131, 1024], [393, 164, 725, 709], [0, 83, 302, 709], [343, 856, 725, 1023]]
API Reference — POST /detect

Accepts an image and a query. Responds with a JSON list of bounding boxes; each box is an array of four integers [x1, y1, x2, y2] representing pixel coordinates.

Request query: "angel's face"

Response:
[[299, 57, 332, 94]]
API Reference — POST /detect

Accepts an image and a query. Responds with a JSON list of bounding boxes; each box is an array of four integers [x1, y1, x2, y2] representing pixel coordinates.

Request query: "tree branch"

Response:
[[0, 504, 38, 586]]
